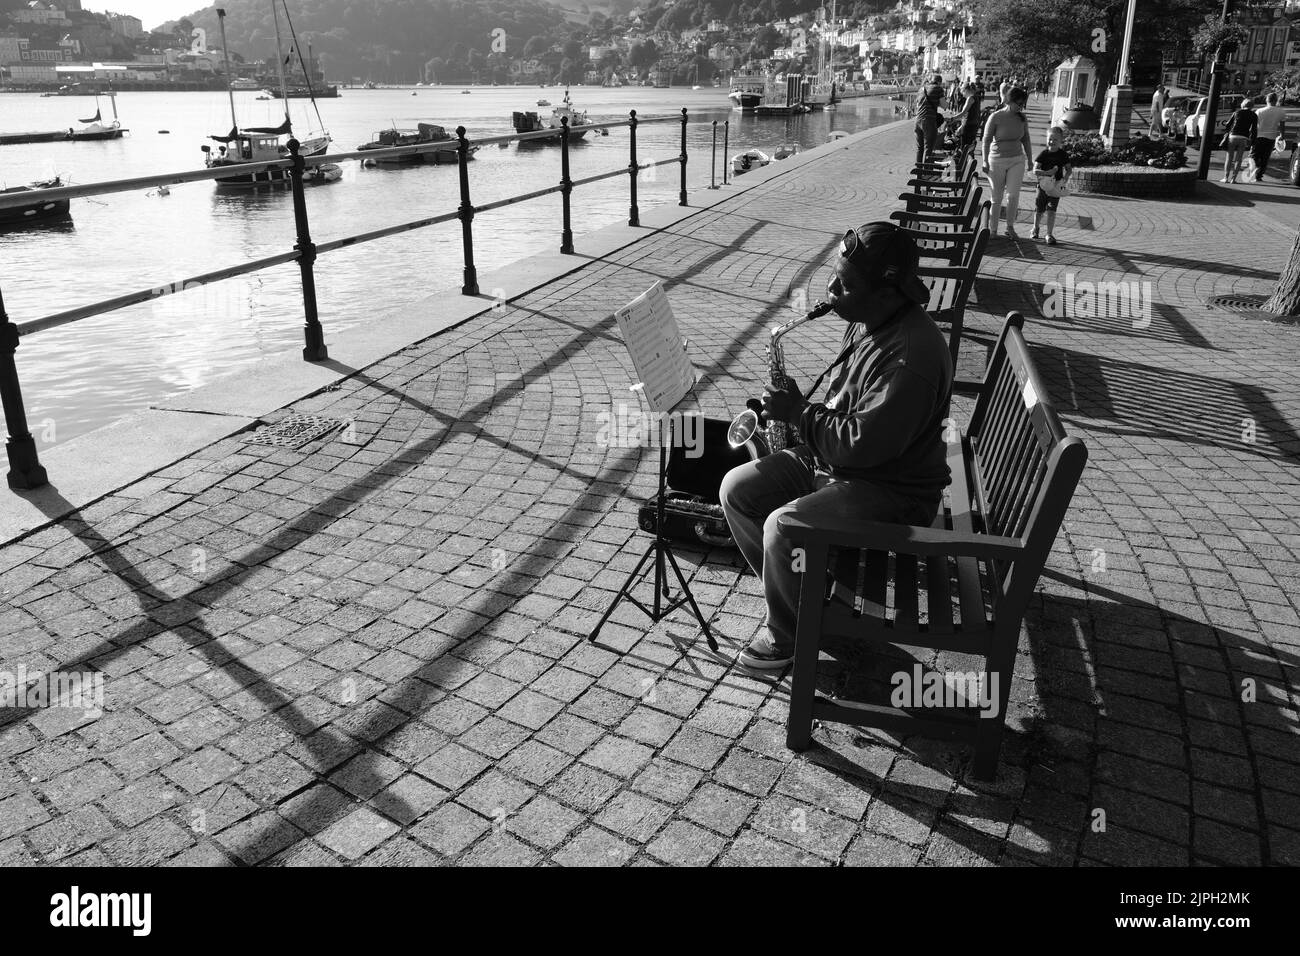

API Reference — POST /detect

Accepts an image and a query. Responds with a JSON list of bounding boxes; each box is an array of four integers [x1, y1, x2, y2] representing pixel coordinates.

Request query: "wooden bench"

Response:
[[913, 225, 989, 365], [890, 183, 988, 236], [779, 313, 1088, 780], [891, 193, 991, 264], [899, 161, 977, 214], [912, 143, 975, 181]]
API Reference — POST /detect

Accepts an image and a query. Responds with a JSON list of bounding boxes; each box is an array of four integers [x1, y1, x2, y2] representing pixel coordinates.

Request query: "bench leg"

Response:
[[972, 631, 1016, 780], [785, 621, 818, 751]]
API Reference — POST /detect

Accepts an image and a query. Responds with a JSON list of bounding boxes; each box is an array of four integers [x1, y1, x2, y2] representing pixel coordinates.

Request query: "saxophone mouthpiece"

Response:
[[808, 300, 833, 318]]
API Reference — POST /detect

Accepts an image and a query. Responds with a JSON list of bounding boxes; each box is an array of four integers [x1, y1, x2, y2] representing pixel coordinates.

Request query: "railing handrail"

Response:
[[0, 105, 719, 490], [0, 113, 690, 211]]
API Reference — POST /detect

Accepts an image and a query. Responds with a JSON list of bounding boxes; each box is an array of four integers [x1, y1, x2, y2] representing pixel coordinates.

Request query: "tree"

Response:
[[563, 38, 583, 60], [1266, 231, 1300, 314], [973, 0, 1210, 112], [523, 35, 549, 58], [424, 56, 445, 83]]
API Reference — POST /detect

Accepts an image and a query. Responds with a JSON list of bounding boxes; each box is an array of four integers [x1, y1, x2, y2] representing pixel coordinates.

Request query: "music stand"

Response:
[[589, 409, 717, 650]]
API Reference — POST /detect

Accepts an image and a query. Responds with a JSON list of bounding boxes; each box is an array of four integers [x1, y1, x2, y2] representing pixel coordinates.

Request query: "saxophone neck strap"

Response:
[[807, 301, 911, 400], [807, 338, 859, 401]]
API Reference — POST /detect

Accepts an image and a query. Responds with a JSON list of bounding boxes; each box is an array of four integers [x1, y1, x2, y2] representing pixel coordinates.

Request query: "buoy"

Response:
[[158, 129, 170, 134], [158, 186, 170, 196]]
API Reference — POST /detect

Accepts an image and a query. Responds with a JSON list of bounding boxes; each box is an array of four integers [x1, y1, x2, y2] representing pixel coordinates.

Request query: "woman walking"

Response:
[[982, 87, 1034, 240], [1221, 97, 1257, 183]]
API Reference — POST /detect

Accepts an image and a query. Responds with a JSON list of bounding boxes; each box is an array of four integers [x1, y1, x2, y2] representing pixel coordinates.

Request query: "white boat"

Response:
[[202, 2, 333, 190], [513, 89, 589, 143], [70, 92, 126, 140], [729, 68, 766, 111], [732, 148, 771, 175]]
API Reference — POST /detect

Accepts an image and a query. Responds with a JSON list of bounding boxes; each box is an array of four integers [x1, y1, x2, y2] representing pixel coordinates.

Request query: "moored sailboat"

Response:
[[201, 2, 332, 190], [69, 91, 127, 141]]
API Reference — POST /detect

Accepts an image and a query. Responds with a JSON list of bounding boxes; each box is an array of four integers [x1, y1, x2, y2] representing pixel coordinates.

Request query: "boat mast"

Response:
[[216, 8, 238, 135], [270, 0, 291, 125]]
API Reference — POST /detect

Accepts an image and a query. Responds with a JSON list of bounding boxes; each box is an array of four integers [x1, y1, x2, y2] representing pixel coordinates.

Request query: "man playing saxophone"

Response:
[[719, 222, 953, 669]]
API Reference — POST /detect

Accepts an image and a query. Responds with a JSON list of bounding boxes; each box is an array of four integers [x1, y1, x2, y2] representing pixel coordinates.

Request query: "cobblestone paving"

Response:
[[2, 114, 1298, 866]]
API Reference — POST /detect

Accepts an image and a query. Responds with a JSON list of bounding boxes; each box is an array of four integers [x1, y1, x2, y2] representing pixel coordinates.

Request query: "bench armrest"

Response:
[[890, 210, 968, 225], [915, 264, 967, 280], [776, 513, 1025, 560], [905, 178, 967, 190], [898, 191, 964, 206], [898, 227, 977, 244]]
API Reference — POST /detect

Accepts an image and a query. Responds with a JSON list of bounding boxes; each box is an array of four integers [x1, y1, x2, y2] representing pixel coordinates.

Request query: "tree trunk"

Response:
[[1264, 224, 1300, 315]]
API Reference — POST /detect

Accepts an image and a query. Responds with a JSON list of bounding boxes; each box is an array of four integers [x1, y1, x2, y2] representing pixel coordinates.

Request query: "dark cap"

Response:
[[840, 221, 931, 305]]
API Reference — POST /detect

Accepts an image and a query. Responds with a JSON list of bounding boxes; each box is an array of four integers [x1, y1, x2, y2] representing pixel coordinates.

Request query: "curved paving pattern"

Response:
[[1, 111, 1298, 866]]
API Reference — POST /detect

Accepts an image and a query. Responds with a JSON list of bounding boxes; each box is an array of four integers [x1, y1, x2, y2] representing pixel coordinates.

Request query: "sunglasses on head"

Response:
[[840, 227, 902, 281]]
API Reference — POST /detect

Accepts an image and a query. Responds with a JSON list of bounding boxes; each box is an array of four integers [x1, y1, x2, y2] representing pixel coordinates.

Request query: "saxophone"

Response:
[[728, 300, 833, 453]]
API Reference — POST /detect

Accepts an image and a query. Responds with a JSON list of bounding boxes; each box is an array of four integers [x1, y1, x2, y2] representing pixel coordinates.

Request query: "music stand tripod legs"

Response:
[[589, 419, 717, 651]]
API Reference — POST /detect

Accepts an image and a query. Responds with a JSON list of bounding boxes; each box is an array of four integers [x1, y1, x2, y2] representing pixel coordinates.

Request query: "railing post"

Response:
[[457, 126, 479, 295], [723, 119, 730, 186], [679, 107, 688, 206], [709, 120, 718, 189], [288, 139, 327, 362], [628, 109, 640, 227], [0, 285, 47, 490], [560, 117, 574, 254]]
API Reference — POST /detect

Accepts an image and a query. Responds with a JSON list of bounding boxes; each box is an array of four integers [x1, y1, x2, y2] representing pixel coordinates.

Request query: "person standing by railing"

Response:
[[913, 73, 945, 167], [982, 87, 1034, 241]]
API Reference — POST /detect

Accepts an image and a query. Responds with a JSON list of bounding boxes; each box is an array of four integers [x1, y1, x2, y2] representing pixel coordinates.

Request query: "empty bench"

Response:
[[778, 312, 1088, 780]]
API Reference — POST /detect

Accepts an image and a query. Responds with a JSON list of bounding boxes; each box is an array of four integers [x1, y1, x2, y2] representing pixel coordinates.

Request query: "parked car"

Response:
[[1181, 95, 1300, 148]]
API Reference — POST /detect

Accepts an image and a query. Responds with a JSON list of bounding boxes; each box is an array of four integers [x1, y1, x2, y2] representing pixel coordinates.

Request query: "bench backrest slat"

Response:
[[968, 314, 1089, 612]]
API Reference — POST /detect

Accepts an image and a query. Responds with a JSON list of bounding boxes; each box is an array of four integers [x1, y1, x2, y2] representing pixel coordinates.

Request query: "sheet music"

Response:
[[612, 281, 696, 413]]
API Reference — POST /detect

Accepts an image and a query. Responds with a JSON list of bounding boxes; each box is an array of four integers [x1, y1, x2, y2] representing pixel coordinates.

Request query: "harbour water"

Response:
[[0, 86, 898, 443]]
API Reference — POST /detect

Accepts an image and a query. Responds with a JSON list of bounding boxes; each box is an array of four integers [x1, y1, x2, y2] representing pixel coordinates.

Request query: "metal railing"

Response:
[[0, 108, 732, 490]]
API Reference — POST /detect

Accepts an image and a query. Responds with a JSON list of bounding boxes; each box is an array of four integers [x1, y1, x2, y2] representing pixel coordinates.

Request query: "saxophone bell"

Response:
[[726, 399, 767, 450]]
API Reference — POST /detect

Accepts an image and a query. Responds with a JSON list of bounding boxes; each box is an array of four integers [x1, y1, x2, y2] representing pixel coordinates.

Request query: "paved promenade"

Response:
[[2, 109, 1298, 867]]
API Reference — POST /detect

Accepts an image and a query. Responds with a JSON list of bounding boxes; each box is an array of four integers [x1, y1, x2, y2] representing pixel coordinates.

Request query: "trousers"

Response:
[[987, 155, 1025, 230], [915, 116, 939, 166], [719, 447, 938, 653]]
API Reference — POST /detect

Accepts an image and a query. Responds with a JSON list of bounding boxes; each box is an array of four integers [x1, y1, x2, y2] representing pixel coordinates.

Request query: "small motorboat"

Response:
[[513, 89, 589, 144], [305, 162, 342, 185], [358, 123, 474, 165], [537, 98, 551, 106], [461, 89, 471, 94], [732, 148, 771, 176], [0, 176, 72, 229], [773, 143, 800, 160], [256, 95, 270, 100]]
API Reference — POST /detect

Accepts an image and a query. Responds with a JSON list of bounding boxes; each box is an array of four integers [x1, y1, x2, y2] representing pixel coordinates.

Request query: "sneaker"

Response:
[[1046, 235, 1057, 245], [1030, 231, 1041, 240], [736, 634, 794, 670], [1220, 176, 1231, 183]]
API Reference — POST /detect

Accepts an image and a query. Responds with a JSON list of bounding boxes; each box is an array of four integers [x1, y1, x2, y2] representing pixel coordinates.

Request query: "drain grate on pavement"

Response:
[[243, 415, 347, 449], [1206, 294, 1300, 325]]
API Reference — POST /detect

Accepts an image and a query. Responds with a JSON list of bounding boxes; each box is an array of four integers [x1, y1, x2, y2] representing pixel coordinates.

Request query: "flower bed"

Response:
[[1069, 164, 1199, 197], [1060, 130, 1195, 196]]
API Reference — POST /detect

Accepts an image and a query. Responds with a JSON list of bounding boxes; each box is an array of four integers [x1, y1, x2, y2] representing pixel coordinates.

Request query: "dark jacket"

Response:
[[797, 305, 953, 501], [914, 83, 944, 125], [1227, 108, 1258, 139]]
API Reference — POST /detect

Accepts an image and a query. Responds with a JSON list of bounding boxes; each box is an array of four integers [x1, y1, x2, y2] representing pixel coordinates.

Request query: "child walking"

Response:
[[1031, 126, 1072, 245]]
